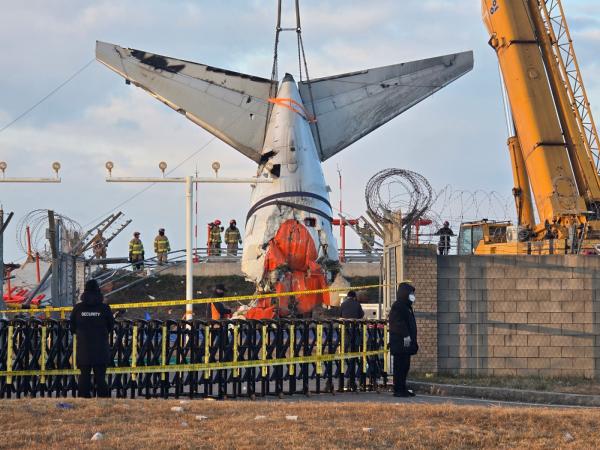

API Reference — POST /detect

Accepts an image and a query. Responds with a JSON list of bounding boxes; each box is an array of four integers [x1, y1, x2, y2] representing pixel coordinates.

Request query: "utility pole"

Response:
[[105, 161, 272, 319], [0, 161, 61, 309], [0, 210, 14, 310]]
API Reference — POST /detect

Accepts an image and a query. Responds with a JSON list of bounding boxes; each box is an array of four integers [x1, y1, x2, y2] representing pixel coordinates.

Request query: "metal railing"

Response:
[[0, 318, 388, 399], [89, 247, 383, 267]]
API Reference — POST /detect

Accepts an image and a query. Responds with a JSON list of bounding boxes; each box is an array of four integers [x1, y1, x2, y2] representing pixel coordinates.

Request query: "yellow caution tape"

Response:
[[0, 349, 388, 378], [0, 284, 385, 315]]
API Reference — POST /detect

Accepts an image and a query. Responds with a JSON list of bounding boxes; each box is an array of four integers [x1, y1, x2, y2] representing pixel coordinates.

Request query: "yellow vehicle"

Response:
[[458, 220, 511, 255], [467, 0, 600, 254]]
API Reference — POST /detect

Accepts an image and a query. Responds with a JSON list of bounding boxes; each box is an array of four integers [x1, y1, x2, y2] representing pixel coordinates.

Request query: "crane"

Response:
[[459, 0, 600, 255]]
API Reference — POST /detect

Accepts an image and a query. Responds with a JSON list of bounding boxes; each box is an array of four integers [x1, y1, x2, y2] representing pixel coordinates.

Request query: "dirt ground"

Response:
[[412, 372, 600, 396], [1, 399, 597, 449]]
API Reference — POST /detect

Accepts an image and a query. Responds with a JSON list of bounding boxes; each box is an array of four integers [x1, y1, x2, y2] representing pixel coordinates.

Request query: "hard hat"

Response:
[[134, 231, 140, 236], [214, 219, 221, 225]]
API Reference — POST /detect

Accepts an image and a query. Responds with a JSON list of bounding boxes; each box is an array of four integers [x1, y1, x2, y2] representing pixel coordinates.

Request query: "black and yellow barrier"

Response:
[[0, 318, 389, 399]]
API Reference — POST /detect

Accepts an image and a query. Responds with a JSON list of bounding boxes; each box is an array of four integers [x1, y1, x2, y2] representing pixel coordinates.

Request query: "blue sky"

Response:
[[0, 0, 598, 260]]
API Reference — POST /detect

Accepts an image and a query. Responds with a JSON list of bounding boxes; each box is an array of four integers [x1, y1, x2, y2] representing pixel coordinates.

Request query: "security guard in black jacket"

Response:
[[340, 290, 365, 319], [389, 281, 418, 397], [70, 279, 114, 398]]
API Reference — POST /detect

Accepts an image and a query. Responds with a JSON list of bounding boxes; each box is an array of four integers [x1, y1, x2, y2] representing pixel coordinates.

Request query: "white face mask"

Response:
[[408, 293, 416, 303]]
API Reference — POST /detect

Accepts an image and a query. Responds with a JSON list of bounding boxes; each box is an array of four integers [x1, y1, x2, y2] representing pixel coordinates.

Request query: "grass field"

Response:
[[411, 372, 600, 396], [0, 398, 597, 449]]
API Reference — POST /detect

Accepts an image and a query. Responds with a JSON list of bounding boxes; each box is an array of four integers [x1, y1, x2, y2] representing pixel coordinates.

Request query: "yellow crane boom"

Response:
[[463, 0, 600, 254], [482, 0, 586, 233]]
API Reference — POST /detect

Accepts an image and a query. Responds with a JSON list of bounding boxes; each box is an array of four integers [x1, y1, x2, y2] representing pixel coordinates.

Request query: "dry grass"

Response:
[[0, 398, 597, 449], [412, 372, 600, 396]]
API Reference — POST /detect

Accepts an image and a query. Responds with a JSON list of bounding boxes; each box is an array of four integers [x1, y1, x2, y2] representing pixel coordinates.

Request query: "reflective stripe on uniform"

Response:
[[209, 228, 222, 243], [154, 236, 170, 253], [224, 228, 241, 244], [129, 239, 144, 255]]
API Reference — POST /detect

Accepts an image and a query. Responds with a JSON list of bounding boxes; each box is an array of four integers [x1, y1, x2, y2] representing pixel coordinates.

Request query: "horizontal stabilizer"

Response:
[[96, 41, 276, 163], [298, 51, 474, 161]]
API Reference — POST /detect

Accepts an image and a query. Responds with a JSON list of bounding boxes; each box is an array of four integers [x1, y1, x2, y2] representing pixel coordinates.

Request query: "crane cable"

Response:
[[266, 1, 323, 154], [293, 0, 324, 157]]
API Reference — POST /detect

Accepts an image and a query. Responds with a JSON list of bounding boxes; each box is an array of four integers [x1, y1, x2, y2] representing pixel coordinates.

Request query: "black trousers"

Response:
[[393, 354, 411, 394], [79, 365, 110, 398]]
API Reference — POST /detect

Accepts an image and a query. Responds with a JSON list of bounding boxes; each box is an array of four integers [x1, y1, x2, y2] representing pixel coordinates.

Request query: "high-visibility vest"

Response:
[[209, 226, 222, 244], [154, 235, 170, 253], [224, 227, 241, 244], [129, 238, 144, 255]]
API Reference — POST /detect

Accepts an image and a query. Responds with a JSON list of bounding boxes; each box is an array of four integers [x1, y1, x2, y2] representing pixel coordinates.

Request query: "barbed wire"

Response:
[[365, 168, 434, 233], [414, 186, 516, 246], [16, 210, 82, 259], [364, 167, 516, 246]]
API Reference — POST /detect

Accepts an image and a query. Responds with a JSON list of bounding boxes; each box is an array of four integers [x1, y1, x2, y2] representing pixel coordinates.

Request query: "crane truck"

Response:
[[459, 0, 600, 255]]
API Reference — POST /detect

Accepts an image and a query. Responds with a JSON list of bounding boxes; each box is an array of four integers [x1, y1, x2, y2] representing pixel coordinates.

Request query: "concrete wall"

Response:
[[405, 246, 438, 372], [437, 255, 600, 378]]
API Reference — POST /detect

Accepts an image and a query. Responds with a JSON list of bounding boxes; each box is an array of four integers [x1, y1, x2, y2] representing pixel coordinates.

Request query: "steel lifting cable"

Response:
[[294, 0, 324, 156], [267, 0, 283, 122]]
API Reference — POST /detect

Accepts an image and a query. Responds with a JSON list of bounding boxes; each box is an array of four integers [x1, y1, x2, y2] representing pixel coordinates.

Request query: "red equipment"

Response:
[[246, 219, 329, 319]]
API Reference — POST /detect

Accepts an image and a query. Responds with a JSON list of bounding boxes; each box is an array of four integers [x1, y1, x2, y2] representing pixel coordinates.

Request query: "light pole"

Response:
[[0, 161, 62, 310], [0, 161, 62, 183], [105, 161, 272, 319]]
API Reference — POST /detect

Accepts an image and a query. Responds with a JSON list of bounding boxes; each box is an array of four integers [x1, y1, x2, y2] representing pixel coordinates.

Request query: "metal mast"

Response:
[[536, 0, 600, 172]]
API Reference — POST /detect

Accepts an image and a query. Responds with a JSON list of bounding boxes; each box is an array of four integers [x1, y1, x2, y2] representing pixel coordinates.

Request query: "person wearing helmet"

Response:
[[208, 220, 223, 256], [92, 230, 108, 269], [224, 219, 242, 256], [128, 231, 145, 270], [154, 228, 171, 265], [435, 221, 454, 255], [389, 281, 418, 397]]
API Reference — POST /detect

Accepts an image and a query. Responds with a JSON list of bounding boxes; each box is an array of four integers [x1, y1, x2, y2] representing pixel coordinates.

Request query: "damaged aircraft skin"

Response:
[[96, 41, 473, 317]]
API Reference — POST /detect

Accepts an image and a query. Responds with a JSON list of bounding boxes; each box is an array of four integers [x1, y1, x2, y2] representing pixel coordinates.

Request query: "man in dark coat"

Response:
[[389, 281, 418, 397], [340, 290, 365, 319], [70, 279, 114, 398], [435, 221, 454, 255]]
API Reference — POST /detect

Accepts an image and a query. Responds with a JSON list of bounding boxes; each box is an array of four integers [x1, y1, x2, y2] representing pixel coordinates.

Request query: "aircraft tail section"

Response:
[[298, 51, 474, 161], [96, 41, 276, 163]]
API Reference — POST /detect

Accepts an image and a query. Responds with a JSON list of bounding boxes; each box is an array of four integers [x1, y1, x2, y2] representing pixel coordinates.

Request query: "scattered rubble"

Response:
[[91, 432, 104, 441]]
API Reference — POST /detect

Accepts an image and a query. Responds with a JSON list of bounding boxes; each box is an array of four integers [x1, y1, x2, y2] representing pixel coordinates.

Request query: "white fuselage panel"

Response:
[[241, 76, 338, 283]]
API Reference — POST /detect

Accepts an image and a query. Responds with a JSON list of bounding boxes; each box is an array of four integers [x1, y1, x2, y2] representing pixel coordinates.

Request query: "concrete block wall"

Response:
[[405, 245, 438, 372], [437, 255, 600, 377]]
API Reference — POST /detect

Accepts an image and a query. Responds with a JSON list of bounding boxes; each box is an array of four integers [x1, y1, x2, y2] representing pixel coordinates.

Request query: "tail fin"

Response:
[[96, 41, 276, 163], [298, 51, 474, 161]]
